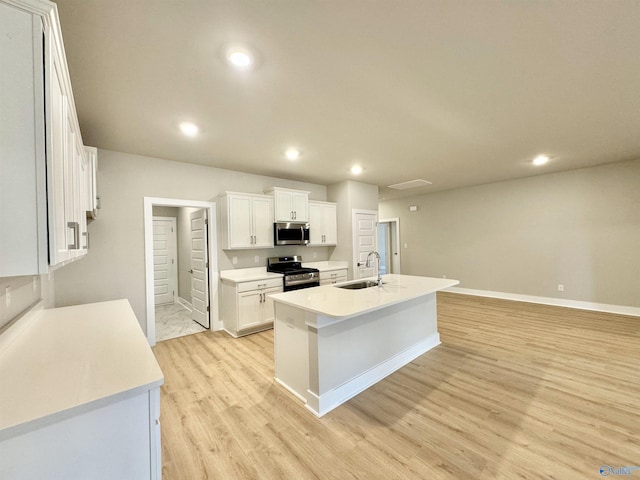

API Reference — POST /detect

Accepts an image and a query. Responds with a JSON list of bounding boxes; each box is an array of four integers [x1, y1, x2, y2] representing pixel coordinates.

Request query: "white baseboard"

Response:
[[176, 297, 192, 312], [304, 333, 441, 417], [445, 287, 640, 317]]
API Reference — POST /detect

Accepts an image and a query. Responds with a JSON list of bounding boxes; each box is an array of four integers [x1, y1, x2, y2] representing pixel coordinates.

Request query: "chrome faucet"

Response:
[[365, 251, 383, 287]]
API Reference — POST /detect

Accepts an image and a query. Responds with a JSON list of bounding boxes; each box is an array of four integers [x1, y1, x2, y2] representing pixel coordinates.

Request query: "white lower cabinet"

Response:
[[222, 277, 283, 336], [319, 269, 348, 286], [0, 389, 161, 480]]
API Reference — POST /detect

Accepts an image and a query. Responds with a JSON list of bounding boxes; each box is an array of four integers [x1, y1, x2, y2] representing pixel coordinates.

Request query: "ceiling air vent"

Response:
[[387, 179, 432, 190]]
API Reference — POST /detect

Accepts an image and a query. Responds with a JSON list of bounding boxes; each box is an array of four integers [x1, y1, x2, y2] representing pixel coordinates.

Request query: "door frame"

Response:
[[351, 208, 378, 279], [144, 197, 219, 346], [152, 216, 178, 306], [379, 217, 401, 274]]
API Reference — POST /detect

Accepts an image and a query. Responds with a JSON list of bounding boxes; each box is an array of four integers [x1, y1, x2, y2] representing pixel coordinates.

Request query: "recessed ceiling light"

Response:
[[351, 165, 363, 175], [226, 46, 254, 69], [179, 122, 199, 137], [532, 154, 549, 166], [285, 148, 301, 161]]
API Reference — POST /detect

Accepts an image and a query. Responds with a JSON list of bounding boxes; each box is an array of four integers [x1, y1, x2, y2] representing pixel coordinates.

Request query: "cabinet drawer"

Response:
[[319, 269, 348, 281], [237, 277, 283, 292]]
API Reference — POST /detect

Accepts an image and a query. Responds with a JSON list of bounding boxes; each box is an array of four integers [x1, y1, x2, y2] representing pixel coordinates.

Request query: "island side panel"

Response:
[[273, 303, 310, 402], [309, 293, 439, 416]]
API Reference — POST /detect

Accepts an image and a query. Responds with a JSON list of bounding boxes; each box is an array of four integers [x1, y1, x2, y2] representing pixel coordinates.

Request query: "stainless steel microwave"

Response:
[[274, 222, 310, 246]]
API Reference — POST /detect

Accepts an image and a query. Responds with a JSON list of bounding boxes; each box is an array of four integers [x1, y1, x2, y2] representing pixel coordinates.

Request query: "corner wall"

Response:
[[327, 180, 379, 278], [379, 159, 640, 308]]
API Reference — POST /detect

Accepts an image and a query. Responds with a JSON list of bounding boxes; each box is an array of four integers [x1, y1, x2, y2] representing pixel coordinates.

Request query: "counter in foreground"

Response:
[[0, 300, 164, 480], [272, 274, 458, 417]]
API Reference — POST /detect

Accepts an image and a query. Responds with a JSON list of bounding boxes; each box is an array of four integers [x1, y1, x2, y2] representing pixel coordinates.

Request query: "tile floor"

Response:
[[155, 302, 207, 342]]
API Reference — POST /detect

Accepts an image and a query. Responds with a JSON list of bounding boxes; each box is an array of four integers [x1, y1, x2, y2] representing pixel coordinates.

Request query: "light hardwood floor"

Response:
[[152, 293, 640, 479]]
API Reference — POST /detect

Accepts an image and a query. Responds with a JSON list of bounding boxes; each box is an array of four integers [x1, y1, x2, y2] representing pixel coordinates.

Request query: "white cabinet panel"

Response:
[[265, 187, 309, 222], [253, 195, 275, 247], [308, 201, 337, 246], [0, 6, 47, 276], [319, 269, 347, 285], [221, 278, 282, 337], [219, 193, 274, 250], [84, 146, 99, 218], [0, 0, 93, 275]]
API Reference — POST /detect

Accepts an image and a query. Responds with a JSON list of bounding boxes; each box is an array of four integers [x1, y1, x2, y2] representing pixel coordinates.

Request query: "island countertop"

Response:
[[269, 274, 459, 320]]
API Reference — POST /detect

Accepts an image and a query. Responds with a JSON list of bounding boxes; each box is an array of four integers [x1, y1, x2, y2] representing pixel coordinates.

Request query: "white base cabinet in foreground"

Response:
[[0, 300, 164, 480]]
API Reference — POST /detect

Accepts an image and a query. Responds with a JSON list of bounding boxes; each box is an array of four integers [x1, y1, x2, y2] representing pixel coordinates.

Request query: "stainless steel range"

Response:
[[267, 256, 320, 291]]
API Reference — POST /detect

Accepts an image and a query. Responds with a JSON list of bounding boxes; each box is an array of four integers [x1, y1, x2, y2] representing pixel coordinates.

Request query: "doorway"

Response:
[[378, 218, 401, 274], [144, 197, 219, 346]]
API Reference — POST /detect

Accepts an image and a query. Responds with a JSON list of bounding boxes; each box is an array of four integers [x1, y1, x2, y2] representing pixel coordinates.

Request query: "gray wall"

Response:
[[328, 180, 379, 278], [54, 149, 331, 331], [379, 159, 640, 307]]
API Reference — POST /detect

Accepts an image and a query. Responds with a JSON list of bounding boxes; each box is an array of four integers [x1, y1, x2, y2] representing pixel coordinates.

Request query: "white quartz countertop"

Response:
[[302, 261, 349, 272], [0, 299, 164, 440], [270, 274, 459, 319], [220, 267, 283, 283]]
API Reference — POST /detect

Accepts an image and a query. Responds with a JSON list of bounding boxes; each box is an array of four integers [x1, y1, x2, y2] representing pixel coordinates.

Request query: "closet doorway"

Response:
[[144, 197, 218, 346]]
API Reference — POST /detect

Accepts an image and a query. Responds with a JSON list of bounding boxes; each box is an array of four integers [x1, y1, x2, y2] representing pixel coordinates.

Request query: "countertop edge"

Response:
[[270, 275, 459, 320]]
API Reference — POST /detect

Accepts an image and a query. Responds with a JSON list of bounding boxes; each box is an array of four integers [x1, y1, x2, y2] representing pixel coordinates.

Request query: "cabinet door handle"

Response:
[[67, 222, 79, 249], [82, 231, 89, 249], [257, 283, 267, 287]]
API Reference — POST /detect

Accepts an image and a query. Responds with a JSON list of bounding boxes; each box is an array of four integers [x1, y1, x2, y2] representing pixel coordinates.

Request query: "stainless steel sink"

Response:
[[335, 280, 381, 290]]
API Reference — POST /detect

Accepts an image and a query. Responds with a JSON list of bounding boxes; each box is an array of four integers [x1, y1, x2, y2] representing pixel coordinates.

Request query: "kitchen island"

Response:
[[271, 274, 459, 417]]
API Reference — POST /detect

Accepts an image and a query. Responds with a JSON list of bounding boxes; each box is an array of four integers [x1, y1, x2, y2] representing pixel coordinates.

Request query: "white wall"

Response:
[[54, 149, 331, 332], [379, 159, 640, 308]]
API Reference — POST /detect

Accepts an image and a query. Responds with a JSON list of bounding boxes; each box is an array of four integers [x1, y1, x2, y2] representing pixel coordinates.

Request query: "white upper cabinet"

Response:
[[308, 201, 337, 246], [0, 0, 94, 275], [0, 4, 48, 276], [265, 187, 310, 222], [84, 146, 99, 219], [219, 193, 274, 250]]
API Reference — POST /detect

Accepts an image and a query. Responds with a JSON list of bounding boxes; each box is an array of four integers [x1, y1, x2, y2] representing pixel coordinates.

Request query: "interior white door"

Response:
[[190, 209, 210, 328], [352, 210, 377, 279], [153, 217, 177, 305]]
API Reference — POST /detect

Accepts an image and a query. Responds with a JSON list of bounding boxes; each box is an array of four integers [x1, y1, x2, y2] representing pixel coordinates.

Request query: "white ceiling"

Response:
[[54, 0, 640, 199]]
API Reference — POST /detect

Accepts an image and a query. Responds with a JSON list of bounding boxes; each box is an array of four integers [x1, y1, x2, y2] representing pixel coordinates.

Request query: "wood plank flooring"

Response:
[[152, 292, 640, 479]]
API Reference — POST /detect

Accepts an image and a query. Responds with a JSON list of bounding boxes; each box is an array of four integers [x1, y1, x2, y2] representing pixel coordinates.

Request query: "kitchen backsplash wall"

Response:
[[0, 272, 54, 330]]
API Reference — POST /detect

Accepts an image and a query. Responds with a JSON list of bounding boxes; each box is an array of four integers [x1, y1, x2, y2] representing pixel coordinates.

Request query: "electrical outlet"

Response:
[[32, 277, 37, 292], [232, 256, 238, 265], [254, 255, 260, 263], [404, 243, 408, 249], [312, 251, 317, 259], [5, 286, 11, 309], [442, 274, 447, 279], [558, 284, 564, 292]]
